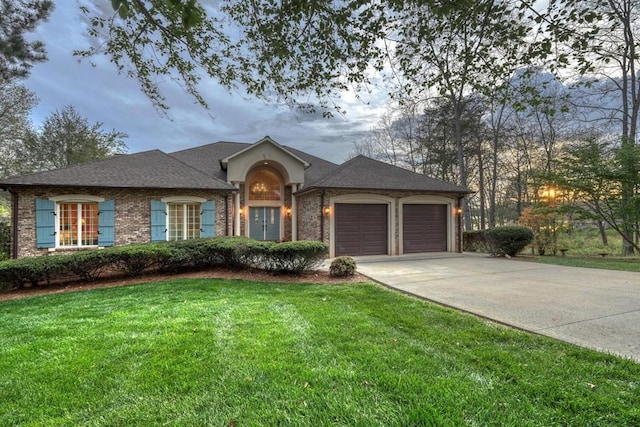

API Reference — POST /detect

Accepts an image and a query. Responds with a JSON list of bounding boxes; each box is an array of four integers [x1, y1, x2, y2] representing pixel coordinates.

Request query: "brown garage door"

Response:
[[403, 204, 448, 253], [335, 203, 388, 256]]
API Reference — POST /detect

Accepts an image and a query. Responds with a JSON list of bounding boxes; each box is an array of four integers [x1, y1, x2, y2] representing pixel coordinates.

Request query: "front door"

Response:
[[249, 207, 281, 241]]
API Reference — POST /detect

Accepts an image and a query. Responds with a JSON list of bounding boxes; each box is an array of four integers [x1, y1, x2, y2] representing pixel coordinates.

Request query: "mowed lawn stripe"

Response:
[[0, 279, 639, 426]]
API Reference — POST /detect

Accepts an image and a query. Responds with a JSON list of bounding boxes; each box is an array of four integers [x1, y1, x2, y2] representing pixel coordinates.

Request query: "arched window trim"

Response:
[[247, 168, 283, 202]]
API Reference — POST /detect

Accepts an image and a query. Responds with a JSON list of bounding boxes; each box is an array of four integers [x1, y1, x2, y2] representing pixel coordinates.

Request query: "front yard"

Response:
[[1, 279, 638, 425]]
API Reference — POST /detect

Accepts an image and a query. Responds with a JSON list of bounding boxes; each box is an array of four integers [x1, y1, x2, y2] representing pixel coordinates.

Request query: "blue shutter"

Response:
[[200, 200, 216, 238], [98, 200, 115, 246], [150, 200, 167, 242], [35, 199, 56, 248]]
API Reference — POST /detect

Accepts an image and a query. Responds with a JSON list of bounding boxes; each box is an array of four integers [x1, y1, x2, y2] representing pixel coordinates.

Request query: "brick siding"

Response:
[[13, 187, 229, 258]]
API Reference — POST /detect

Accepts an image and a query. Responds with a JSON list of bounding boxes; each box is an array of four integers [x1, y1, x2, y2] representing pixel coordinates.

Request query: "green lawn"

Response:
[[1, 279, 639, 426], [526, 255, 640, 272]]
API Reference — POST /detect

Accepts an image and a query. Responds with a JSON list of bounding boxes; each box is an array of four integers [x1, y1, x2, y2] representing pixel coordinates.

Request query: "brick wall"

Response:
[[13, 187, 230, 258]]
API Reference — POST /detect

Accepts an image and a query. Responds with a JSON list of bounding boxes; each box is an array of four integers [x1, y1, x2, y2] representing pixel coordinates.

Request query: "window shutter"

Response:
[[35, 199, 56, 248], [200, 200, 216, 238], [150, 200, 167, 242], [98, 200, 115, 246]]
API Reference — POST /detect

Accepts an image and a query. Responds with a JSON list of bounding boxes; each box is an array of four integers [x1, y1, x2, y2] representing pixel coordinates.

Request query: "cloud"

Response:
[[24, 2, 387, 164]]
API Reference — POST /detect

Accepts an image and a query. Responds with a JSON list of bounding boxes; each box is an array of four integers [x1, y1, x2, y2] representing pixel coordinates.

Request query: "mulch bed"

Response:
[[0, 267, 367, 302]]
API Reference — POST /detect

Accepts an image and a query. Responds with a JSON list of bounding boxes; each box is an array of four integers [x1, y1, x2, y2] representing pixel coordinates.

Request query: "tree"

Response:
[[0, 82, 37, 177], [537, 0, 640, 253], [78, 1, 534, 117], [555, 138, 640, 253], [22, 105, 128, 171], [0, 0, 54, 82]]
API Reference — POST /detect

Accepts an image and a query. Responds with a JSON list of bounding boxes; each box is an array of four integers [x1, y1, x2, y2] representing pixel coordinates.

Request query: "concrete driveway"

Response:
[[355, 253, 640, 362]]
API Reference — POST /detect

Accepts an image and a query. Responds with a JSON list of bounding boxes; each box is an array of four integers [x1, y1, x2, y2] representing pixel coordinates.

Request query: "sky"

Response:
[[23, 2, 388, 164]]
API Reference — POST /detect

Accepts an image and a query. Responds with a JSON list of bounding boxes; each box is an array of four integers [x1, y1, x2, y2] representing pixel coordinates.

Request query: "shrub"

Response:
[[329, 256, 357, 277], [265, 240, 328, 275], [66, 250, 119, 281], [484, 226, 534, 257], [111, 244, 173, 277], [463, 230, 485, 252], [0, 237, 330, 293], [0, 256, 74, 291]]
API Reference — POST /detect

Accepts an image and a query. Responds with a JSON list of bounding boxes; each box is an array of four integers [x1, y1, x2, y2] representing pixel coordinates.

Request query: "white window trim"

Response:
[[50, 194, 105, 203], [51, 195, 105, 249], [161, 197, 206, 241], [161, 196, 207, 204]]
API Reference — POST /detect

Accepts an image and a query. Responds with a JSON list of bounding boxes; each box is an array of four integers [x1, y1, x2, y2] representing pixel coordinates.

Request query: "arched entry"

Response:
[[246, 167, 284, 241]]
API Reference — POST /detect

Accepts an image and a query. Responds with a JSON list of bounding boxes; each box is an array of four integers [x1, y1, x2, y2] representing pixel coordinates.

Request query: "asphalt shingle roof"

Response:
[[0, 141, 469, 195], [298, 155, 470, 194], [169, 141, 340, 184], [0, 150, 234, 190]]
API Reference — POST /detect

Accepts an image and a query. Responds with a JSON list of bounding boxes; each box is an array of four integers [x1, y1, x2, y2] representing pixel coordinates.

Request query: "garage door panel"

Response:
[[403, 204, 448, 253], [335, 203, 387, 256]]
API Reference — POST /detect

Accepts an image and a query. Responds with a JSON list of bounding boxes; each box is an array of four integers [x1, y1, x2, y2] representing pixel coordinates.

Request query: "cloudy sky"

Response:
[[24, 2, 388, 164]]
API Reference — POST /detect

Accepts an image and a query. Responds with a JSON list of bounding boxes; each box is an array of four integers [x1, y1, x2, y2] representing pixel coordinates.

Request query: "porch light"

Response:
[[323, 206, 331, 216], [454, 207, 463, 216], [286, 207, 292, 217]]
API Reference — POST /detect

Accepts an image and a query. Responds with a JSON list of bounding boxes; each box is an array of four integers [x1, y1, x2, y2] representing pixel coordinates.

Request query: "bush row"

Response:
[[463, 226, 534, 257], [0, 237, 328, 292]]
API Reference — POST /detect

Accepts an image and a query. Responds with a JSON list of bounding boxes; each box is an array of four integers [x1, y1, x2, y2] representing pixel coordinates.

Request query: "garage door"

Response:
[[335, 203, 388, 256], [403, 204, 448, 253]]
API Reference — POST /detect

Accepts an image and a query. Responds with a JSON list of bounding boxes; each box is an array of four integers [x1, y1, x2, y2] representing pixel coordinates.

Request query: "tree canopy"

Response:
[[77, 0, 537, 116], [0, 0, 53, 83]]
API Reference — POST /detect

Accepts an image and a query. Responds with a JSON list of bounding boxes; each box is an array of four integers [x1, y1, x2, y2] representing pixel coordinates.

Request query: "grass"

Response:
[[1, 279, 639, 426], [529, 255, 640, 271]]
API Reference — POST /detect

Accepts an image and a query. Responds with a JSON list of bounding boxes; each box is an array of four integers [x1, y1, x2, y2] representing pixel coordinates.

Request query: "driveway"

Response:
[[355, 253, 640, 362]]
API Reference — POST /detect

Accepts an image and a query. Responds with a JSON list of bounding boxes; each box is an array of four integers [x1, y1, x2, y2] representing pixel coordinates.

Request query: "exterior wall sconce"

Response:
[[454, 207, 463, 216], [323, 206, 331, 216], [286, 207, 292, 217]]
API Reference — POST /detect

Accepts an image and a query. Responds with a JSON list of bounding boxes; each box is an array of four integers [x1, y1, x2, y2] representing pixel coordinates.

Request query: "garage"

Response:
[[402, 204, 448, 253], [335, 203, 388, 256]]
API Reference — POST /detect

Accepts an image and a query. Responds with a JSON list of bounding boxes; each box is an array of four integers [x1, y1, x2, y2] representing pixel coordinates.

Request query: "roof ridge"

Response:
[[308, 154, 365, 186]]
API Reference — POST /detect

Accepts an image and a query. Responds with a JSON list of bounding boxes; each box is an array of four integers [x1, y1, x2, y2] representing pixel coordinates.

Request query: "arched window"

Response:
[[248, 169, 281, 201]]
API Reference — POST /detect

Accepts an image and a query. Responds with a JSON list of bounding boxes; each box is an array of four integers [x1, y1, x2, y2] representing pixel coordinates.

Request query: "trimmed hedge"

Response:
[[484, 226, 534, 257], [0, 237, 329, 292]]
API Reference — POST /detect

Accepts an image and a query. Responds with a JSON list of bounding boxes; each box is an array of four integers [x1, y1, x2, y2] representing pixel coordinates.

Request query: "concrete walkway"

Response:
[[354, 253, 640, 362]]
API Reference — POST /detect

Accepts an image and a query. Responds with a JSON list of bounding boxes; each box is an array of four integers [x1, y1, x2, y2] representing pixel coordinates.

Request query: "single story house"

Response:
[[0, 136, 470, 259]]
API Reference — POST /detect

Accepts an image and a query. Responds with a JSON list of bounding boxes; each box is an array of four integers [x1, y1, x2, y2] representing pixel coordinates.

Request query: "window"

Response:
[[36, 197, 114, 249], [151, 198, 216, 242], [248, 169, 281, 201], [168, 203, 201, 241], [58, 202, 99, 246]]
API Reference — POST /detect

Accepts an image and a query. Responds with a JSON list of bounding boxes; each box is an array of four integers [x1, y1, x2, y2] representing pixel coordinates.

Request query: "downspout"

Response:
[[10, 189, 18, 259], [457, 196, 463, 253], [224, 193, 229, 236], [320, 190, 325, 243], [291, 184, 298, 241]]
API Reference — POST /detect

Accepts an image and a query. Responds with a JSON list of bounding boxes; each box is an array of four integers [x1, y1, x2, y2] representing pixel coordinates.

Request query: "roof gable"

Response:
[[220, 136, 310, 169]]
